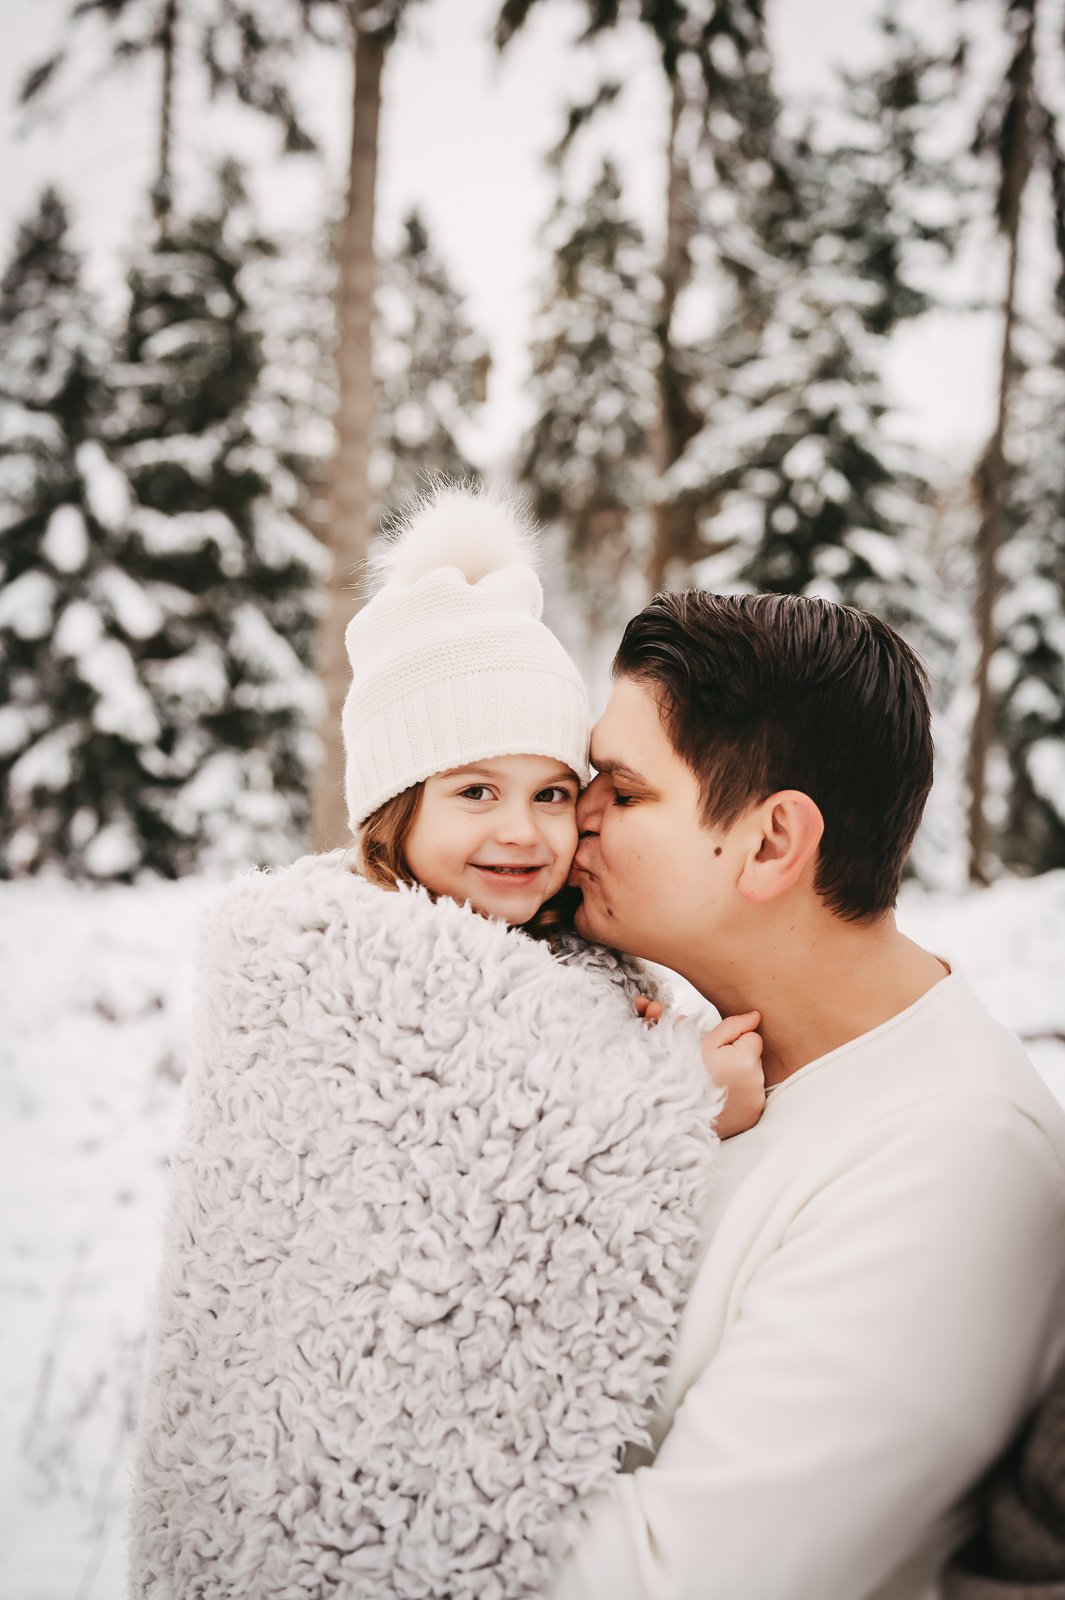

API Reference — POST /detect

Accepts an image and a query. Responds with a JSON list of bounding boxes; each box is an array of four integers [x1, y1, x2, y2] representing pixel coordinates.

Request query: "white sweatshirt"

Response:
[[547, 973, 1065, 1600]]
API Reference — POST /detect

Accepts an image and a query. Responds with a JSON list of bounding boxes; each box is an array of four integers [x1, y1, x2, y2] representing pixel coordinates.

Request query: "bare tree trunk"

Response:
[[311, 14, 384, 852], [647, 76, 701, 595], [154, 0, 178, 229], [967, 4, 1036, 884]]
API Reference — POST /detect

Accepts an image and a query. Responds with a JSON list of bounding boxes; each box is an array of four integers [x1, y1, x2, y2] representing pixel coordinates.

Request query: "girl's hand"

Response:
[[701, 1011, 765, 1138], [635, 994, 665, 1025], [637, 996, 766, 1137]]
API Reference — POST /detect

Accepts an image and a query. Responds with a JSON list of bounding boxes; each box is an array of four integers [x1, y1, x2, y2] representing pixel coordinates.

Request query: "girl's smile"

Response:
[[403, 754, 580, 925]]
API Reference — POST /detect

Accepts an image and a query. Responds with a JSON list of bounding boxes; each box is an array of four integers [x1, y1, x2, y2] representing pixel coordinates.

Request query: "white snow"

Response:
[[253, 506, 331, 578], [663, 403, 792, 497], [171, 751, 245, 825], [811, 544, 852, 580], [145, 642, 228, 717], [41, 503, 90, 573], [142, 319, 226, 362], [845, 525, 910, 581], [83, 818, 143, 879], [0, 568, 56, 639], [0, 874, 212, 1600], [54, 603, 161, 746], [131, 505, 242, 567], [780, 432, 831, 480], [229, 605, 321, 715], [7, 724, 76, 795], [0, 702, 38, 758], [91, 565, 165, 641], [119, 431, 223, 477], [0, 867, 1063, 1599], [77, 441, 130, 534], [53, 597, 102, 657], [1029, 740, 1065, 817], [83, 640, 161, 744], [1011, 676, 1061, 721]]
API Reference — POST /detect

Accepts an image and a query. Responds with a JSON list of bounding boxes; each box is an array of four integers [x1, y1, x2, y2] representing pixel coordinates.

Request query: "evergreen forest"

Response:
[[2, 0, 1063, 885]]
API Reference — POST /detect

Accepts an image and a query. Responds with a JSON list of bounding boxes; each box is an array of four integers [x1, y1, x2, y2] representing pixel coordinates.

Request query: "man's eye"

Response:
[[612, 793, 636, 807]]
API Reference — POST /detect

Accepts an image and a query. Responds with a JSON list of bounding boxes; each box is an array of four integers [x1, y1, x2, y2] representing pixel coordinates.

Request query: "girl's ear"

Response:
[[737, 791, 824, 904]]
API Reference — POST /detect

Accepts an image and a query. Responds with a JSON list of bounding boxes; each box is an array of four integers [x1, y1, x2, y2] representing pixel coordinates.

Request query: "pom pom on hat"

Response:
[[372, 482, 540, 587], [342, 481, 590, 832]]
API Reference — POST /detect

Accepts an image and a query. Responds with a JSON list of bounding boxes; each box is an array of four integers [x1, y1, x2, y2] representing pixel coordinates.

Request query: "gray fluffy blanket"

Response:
[[129, 851, 718, 1599], [943, 1352, 1065, 1600]]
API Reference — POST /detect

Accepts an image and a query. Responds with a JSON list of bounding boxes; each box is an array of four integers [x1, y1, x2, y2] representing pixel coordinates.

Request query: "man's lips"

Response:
[[568, 853, 596, 882]]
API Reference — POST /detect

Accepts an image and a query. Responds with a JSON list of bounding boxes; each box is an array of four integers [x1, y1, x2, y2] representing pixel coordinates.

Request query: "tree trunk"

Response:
[[966, 3, 1036, 884], [647, 76, 700, 595], [311, 14, 384, 852], [154, 0, 178, 229]]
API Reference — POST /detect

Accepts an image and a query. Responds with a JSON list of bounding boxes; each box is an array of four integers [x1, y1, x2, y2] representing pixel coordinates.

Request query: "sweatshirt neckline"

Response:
[[764, 969, 963, 1101]]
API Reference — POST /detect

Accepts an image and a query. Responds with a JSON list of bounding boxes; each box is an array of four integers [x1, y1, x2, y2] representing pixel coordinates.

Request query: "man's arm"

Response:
[[548, 1102, 1065, 1600]]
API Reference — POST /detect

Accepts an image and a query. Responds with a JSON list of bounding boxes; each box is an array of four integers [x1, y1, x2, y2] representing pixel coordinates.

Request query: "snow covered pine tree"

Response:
[[374, 209, 486, 513], [993, 347, 1065, 873], [0, 174, 324, 880], [519, 160, 657, 625], [0, 187, 136, 877], [100, 164, 325, 876], [664, 13, 961, 676]]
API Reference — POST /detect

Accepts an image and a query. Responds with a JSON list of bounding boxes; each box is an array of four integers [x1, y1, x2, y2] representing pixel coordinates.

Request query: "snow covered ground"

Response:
[[1, 869, 1063, 1600]]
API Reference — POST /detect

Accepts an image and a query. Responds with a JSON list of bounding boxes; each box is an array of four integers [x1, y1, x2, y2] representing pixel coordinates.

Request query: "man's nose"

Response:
[[576, 775, 605, 836]]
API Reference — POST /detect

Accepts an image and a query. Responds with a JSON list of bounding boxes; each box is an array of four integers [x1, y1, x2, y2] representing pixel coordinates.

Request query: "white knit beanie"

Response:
[[342, 484, 590, 832]]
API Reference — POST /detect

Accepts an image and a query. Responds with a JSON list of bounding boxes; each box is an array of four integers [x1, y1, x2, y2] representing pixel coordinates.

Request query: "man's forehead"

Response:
[[591, 678, 671, 773]]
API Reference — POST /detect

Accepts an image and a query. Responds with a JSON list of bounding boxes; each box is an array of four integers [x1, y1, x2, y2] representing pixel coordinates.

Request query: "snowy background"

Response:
[[3, 0, 1065, 1593], [0, 0, 1002, 468]]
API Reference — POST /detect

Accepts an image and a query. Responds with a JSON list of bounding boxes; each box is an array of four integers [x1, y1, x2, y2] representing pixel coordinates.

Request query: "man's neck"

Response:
[[690, 912, 951, 1089]]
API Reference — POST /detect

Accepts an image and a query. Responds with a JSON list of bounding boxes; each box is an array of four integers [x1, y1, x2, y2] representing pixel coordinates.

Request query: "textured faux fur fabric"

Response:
[[943, 1352, 1065, 1600], [129, 852, 719, 1600]]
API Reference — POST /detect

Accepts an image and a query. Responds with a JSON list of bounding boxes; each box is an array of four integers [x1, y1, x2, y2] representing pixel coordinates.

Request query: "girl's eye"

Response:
[[459, 785, 493, 801], [536, 786, 576, 804]]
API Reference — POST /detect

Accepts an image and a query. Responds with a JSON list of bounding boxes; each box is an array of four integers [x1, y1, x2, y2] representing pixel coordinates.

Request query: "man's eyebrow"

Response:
[[590, 754, 652, 788]]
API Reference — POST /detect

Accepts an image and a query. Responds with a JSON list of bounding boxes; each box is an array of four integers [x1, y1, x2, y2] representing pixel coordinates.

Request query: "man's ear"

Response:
[[737, 791, 824, 904]]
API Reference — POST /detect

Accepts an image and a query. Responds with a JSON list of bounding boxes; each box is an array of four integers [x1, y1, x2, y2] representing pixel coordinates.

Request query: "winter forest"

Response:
[[2, 0, 1065, 1595], [2, 0, 1065, 883]]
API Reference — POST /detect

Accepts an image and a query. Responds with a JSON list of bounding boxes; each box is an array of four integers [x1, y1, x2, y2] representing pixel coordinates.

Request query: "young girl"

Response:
[[129, 485, 763, 1600]]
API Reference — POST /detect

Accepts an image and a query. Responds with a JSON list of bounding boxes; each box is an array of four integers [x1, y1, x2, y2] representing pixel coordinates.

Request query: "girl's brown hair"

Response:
[[352, 782, 579, 943]]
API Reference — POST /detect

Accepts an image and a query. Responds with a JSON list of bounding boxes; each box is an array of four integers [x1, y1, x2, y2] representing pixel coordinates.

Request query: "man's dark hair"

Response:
[[613, 591, 934, 921]]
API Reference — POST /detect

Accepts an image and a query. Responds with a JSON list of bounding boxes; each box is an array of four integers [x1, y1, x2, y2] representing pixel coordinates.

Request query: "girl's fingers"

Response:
[[706, 1010, 761, 1047]]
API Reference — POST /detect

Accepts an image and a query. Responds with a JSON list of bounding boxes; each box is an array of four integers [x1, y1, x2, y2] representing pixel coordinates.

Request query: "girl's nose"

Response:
[[495, 803, 540, 846]]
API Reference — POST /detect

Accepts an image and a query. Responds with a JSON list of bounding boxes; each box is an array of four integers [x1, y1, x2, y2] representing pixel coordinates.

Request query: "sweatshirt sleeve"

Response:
[[545, 1098, 1065, 1600]]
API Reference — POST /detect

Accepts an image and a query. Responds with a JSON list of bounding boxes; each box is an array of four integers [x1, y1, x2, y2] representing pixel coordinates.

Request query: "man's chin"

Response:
[[574, 890, 651, 962], [573, 892, 609, 945]]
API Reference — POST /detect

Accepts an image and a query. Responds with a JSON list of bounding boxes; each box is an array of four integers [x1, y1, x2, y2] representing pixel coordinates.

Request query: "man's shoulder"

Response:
[[716, 977, 1065, 1233], [873, 974, 1065, 1171], [796, 974, 1065, 1156]]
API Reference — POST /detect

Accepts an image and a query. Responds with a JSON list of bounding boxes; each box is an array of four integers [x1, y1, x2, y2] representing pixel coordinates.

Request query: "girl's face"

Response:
[[403, 754, 580, 925]]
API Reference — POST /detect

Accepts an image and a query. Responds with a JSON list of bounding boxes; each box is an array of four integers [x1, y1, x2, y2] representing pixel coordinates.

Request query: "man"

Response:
[[550, 591, 1065, 1600]]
